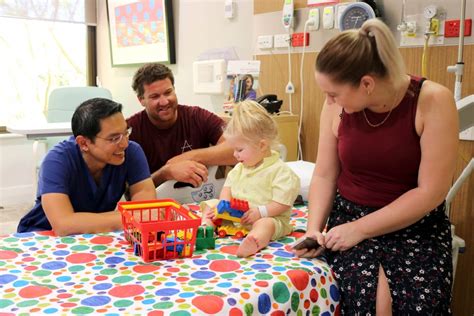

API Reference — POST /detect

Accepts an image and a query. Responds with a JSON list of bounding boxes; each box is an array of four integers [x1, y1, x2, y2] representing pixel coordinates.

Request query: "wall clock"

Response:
[[339, 2, 376, 31]]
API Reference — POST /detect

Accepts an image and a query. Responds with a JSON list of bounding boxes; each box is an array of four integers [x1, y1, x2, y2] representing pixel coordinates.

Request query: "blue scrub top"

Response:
[[17, 137, 151, 232]]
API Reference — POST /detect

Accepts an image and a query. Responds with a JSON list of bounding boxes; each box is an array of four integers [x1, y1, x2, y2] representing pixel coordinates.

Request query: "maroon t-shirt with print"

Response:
[[127, 105, 225, 174]]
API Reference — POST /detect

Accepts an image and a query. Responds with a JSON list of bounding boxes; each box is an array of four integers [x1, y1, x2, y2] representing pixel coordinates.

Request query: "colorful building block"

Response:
[[216, 224, 249, 239], [216, 198, 249, 222], [195, 225, 216, 250], [230, 198, 249, 211], [164, 237, 184, 253], [214, 198, 250, 238]]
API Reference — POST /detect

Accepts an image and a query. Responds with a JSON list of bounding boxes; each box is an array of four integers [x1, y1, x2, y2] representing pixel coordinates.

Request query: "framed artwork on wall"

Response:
[[106, 0, 176, 66]]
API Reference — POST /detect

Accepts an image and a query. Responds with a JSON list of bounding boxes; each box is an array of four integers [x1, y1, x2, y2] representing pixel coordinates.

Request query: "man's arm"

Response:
[[43, 178, 156, 236], [167, 135, 237, 166], [129, 178, 156, 201], [151, 135, 237, 188], [42, 193, 122, 236]]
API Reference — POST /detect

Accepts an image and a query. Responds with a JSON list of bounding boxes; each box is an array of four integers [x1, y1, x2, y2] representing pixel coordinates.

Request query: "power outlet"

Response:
[[274, 34, 291, 48], [291, 32, 310, 47], [445, 19, 472, 37], [257, 35, 273, 49], [307, 8, 320, 31]]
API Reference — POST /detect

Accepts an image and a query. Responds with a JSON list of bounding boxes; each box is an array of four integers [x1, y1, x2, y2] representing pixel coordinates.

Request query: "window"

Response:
[[0, 0, 94, 128]]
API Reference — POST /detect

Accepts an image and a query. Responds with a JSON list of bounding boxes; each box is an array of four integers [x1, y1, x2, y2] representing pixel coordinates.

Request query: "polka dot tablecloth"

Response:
[[0, 206, 340, 315]]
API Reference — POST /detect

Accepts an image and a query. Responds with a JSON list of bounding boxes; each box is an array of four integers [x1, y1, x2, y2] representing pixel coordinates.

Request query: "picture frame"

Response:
[[106, 0, 176, 66], [222, 60, 261, 112]]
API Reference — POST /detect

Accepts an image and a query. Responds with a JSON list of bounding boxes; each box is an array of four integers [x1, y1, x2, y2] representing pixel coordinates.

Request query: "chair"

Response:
[[32, 86, 113, 197], [155, 144, 288, 204], [156, 166, 226, 204], [45, 86, 113, 148], [277, 144, 287, 162], [446, 159, 471, 282], [446, 94, 473, 285]]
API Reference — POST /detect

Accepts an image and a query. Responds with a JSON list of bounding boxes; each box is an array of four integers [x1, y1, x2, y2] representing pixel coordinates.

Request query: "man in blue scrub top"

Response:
[[17, 98, 156, 236]]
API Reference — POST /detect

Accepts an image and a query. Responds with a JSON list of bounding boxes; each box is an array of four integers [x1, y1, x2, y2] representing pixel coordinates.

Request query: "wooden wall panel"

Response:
[[400, 45, 474, 97], [254, 0, 351, 14], [254, 0, 307, 15], [258, 45, 474, 315], [256, 52, 324, 162]]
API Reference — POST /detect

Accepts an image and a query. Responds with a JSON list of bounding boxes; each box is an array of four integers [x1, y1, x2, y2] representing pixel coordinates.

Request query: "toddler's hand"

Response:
[[209, 211, 217, 221], [240, 208, 261, 225], [205, 208, 215, 220]]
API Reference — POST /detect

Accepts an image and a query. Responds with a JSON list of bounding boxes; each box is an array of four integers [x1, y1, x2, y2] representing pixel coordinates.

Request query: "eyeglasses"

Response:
[[95, 127, 132, 145]]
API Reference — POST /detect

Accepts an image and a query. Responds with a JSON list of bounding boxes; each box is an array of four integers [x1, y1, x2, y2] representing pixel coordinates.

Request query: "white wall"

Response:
[[96, 0, 255, 117], [0, 135, 45, 205]]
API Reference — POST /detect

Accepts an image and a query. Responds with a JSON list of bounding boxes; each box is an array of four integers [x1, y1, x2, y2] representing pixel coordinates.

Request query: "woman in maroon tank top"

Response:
[[293, 19, 458, 315]]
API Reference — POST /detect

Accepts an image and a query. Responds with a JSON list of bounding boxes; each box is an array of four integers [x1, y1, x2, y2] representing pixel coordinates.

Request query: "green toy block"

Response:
[[196, 225, 216, 250]]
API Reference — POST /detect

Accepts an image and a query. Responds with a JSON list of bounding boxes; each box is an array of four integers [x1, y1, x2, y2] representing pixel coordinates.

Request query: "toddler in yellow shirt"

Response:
[[203, 100, 300, 257]]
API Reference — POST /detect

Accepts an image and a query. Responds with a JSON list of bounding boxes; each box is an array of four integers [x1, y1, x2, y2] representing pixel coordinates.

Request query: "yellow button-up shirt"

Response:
[[224, 150, 300, 236]]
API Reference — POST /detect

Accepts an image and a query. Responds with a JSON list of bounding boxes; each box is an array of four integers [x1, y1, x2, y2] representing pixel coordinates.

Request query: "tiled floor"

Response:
[[0, 203, 31, 235]]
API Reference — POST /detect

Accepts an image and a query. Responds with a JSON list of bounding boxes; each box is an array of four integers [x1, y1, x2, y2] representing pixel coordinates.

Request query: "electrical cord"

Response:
[[286, 26, 294, 114], [422, 18, 436, 77], [422, 33, 430, 77], [296, 18, 316, 160], [296, 21, 312, 160]]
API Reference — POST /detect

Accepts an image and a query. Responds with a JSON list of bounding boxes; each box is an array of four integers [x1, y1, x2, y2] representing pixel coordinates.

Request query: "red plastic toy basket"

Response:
[[118, 199, 201, 262]]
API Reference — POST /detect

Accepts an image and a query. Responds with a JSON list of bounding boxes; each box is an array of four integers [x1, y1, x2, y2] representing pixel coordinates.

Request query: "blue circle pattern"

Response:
[[53, 250, 69, 256], [192, 259, 209, 266], [42, 261, 67, 270], [82, 295, 111, 307], [155, 288, 180, 296], [105, 257, 125, 265], [0, 274, 17, 284], [330, 284, 340, 301], [93, 283, 113, 291], [258, 293, 272, 314], [190, 271, 216, 279]]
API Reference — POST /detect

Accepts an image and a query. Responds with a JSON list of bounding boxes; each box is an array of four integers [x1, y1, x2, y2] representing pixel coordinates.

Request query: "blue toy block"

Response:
[[217, 200, 247, 219], [165, 237, 183, 253]]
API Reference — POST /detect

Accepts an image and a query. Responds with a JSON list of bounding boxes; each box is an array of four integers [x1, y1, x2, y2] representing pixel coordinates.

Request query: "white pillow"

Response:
[[286, 160, 315, 201]]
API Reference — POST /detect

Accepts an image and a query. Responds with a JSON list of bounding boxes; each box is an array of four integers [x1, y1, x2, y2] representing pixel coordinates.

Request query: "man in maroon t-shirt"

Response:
[[127, 63, 236, 188]]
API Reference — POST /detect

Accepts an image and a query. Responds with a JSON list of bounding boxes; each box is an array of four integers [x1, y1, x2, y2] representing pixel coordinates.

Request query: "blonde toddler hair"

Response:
[[224, 100, 279, 149]]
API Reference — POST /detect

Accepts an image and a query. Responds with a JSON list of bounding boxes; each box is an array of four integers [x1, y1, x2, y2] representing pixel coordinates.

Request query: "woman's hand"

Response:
[[292, 230, 326, 258], [324, 221, 366, 251]]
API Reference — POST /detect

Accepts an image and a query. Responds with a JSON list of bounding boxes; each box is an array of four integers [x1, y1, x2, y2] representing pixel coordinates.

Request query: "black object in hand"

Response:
[[291, 236, 322, 250], [173, 181, 194, 189]]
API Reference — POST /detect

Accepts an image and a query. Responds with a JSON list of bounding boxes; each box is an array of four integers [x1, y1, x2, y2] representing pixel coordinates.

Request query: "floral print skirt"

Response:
[[326, 193, 452, 315]]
